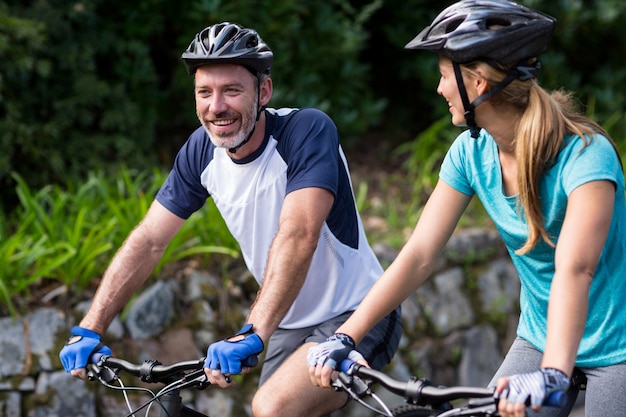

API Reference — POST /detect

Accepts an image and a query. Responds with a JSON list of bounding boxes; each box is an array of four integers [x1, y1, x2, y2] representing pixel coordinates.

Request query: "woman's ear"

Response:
[[473, 72, 489, 96]]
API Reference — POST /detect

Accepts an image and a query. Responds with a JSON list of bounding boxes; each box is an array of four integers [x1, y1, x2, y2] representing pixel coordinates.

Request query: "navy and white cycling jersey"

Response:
[[156, 107, 383, 329]]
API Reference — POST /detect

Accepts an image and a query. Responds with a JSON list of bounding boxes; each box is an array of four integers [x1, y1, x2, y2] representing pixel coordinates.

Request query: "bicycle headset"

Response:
[[404, 0, 556, 138], [181, 22, 274, 153]]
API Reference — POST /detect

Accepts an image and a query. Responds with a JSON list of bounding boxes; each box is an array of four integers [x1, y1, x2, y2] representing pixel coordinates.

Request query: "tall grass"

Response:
[[1, 167, 239, 316]]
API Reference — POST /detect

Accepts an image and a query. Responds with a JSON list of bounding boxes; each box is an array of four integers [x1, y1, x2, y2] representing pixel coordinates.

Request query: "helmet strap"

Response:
[[229, 75, 265, 154], [453, 59, 539, 139], [453, 62, 481, 139]]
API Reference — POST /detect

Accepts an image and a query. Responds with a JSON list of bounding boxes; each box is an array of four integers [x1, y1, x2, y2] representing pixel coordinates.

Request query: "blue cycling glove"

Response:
[[499, 368, 570, 407], [59, 326, 112, 373], [306, 333, 365, 370], [205, 324, 264, 375]]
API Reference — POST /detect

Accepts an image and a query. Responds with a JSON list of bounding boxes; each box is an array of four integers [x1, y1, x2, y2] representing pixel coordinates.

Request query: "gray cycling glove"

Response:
[[306, 333, 364, 370], [499, 368, 570, 407]]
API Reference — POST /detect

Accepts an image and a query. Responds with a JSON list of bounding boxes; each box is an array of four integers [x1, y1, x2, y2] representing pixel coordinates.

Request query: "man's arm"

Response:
[[80, 200, 186, 334], [246, 186, 335, 342]]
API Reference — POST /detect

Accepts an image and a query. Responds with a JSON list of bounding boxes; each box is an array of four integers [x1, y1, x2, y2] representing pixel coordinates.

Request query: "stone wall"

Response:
[[0, 228, 523, 417]]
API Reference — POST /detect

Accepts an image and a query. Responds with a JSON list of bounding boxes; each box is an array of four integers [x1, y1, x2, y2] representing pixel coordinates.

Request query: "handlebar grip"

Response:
[[544, 390, 567, 408], [339, 359, 356, 373], [242, 355, 259, 368], [90, 352, 107, 364]]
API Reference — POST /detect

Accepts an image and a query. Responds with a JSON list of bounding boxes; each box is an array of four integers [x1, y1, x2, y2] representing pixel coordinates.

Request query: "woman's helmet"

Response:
[[405, 0, 556, 138], [405, 0, 555, 64], [182, 22, 273, 76]]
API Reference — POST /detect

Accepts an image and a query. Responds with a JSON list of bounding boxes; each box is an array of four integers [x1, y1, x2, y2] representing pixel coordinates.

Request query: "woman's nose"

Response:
[[436, 79, 444, 95]]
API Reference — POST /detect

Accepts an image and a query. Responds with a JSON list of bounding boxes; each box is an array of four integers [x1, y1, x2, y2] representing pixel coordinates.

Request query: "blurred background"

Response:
[[1, 0, 626, 316], [2, 0, 626, 209]]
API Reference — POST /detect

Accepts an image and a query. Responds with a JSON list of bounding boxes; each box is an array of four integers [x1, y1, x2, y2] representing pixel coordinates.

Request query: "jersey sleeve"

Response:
[[439, 131, 476, 196], [156, 127, 211, 219], [278, 108, 341, 197], [561, 134, 623, 195]]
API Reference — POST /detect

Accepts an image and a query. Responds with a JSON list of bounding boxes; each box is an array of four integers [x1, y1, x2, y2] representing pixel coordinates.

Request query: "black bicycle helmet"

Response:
[[182, 22, 273, 75], [405, 0, 555, 64]]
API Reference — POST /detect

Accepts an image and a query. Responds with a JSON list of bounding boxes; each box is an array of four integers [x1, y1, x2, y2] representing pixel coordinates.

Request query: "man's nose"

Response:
[[209, 92, 228, 114]]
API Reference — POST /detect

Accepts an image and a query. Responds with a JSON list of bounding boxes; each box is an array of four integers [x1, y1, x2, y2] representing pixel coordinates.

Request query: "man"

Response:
[[59, 22, 402, 417]]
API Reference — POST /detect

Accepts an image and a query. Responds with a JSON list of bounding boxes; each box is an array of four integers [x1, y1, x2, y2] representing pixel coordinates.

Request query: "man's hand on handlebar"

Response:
[[307, 333, 367, 388], [59, 326, 112, 380], [204, 323, 263, 388]]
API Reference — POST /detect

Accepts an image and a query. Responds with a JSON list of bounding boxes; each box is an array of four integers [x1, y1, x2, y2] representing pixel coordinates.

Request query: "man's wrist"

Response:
[[71, 326, 102, 339]]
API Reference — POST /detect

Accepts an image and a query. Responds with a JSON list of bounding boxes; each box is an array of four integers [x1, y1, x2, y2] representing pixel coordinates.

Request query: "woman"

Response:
[[307, 1, 626, 416]]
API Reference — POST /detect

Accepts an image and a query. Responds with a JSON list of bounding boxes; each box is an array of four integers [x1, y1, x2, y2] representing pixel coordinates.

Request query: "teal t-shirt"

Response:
[[440, 129, 626, 367]]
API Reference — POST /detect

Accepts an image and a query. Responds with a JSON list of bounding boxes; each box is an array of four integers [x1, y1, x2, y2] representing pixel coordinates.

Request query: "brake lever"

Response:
[[181, 369, 211, 390], [87, 364, 119, 384], [437, 397, 499, 417]]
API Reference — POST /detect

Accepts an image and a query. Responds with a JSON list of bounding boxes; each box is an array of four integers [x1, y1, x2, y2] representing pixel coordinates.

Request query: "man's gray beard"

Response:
[[198, 101, 257, 150], [206, 128, 247, 149]]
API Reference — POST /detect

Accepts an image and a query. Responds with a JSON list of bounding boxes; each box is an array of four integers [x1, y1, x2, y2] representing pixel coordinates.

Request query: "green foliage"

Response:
[[3, 0, 626, 214], [0, 1, 161, 210], [13, 174, 117, 290], [0, 0, 387, 213], [0, 215, 76, 316], [0, 168, 239, 316]]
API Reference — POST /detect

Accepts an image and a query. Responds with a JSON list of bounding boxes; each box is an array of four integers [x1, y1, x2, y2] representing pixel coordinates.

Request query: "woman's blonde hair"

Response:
[[464, 61, 620, 254]]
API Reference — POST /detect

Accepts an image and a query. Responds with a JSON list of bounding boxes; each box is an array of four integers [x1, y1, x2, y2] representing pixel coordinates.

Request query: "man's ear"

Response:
[[260, 78, 273, 107]]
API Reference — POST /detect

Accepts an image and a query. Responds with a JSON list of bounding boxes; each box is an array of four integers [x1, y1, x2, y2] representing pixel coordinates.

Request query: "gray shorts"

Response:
[[489, 337, 626, 417], [259, 306, 402, 385]]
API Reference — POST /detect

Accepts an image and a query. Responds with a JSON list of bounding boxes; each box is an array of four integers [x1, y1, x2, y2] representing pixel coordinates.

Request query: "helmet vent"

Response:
[[486, 18, 511, 29], [445, 18, 464, 33], [246, 37, 258, 48]]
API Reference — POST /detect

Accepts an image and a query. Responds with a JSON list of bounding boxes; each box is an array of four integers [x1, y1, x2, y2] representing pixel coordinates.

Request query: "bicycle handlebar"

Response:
[[89, 353, 259, 384], [338, 360, 567, 409]]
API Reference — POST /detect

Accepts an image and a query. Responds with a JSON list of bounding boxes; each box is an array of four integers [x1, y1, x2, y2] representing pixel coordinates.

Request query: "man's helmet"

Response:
[[182, 22, 273, 75], [405, 0, 555, 64]]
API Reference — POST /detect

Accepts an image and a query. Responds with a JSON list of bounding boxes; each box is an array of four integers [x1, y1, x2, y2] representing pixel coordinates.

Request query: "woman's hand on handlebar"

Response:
[[306, 333, 368, 388], [495, 368, 570, 417]]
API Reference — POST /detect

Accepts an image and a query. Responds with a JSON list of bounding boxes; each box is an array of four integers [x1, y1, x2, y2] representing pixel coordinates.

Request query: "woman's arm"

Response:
[[308, 180, 471, 388], [336, 180, 471, 343], [542, 179, 615, 374]]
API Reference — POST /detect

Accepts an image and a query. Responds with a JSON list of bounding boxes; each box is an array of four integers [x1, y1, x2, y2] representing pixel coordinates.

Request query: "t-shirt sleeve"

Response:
[[439, 132, 475, 196], [156, 129, 211, 219], [279, 108, 341, 197], [561, 134, 622, 195]]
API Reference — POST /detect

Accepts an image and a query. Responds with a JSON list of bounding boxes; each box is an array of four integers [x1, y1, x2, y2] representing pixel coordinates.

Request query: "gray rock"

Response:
[[30, 371, 95, 417], [125, 280, 175, 339], [418, 268, 474, 335]]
